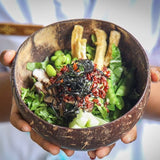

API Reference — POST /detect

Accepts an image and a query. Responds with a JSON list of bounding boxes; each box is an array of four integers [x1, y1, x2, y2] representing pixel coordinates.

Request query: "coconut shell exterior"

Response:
[[11, 19, 150, 151]]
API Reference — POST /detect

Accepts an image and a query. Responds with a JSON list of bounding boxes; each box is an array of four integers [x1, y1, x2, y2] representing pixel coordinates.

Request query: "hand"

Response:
[[144, 66, 160, 119], [150, 66, 160, 82], [0, 50, 74, 157]]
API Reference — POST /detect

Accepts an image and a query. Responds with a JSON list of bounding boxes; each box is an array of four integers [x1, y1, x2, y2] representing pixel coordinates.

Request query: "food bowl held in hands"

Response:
[[11, 19, 150, 151]]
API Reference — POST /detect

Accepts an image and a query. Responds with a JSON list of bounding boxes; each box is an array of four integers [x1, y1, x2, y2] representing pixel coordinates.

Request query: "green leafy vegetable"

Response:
[[26, 57, 49, 71], [109, 44, 123, 86], [21, 87, 58, 124], [107, 79, 124, 110], [86, 44, 96, 60], [91, 34, 97, 44], [116, 68, 135, 96]]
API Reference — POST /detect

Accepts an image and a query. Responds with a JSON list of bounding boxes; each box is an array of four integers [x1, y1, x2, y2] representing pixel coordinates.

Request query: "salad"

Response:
[[21, 25, 139, 128]]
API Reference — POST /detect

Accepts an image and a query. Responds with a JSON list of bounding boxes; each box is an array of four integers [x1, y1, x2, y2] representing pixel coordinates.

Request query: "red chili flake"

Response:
[[104, 86, 108, 92], [96, 77, 101, 83], [60, 79, 63, 83], [92, 82, 97, 89], [63, 95, 68, 102], [99, 86, 103, 90], [92, 88, 99, 97], [86, 73, 91, 80], [63, 94, 74, 102], [76, 96, 81, 101], [99, 89, 106, 99], [90, 72, 94, 77], [85, 95, 90, 103], [104, 70, 111, 78], [101, 76, 107, 82], [93, 76, 98, 83], [103, 80, 107, 87], [73, 62, 78, 71], [61, 65, 69, 72], [50, 77, 57, 84], [93, 99, 99, 104], [93, 75, 97, 81], [94, 64, 97, 70], [101, 76, 107, 86], [86, 101, 93, 108]]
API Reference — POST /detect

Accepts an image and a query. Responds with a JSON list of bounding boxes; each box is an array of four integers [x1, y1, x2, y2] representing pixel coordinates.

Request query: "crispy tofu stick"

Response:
[[80, 39, 87, 59], [74, 38, 87, 59], [104, 30, 121, 67], [74, 39, 87, 59], [71, 25, 86, 59], [93, 28, 107, 70]]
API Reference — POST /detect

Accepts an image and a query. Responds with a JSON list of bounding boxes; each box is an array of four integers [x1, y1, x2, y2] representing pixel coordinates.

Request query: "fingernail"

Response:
[[21, 125, 30, 132], [125, 134, 136, 143], [50, 148, 60, 155], [65, 150, 74, 157]]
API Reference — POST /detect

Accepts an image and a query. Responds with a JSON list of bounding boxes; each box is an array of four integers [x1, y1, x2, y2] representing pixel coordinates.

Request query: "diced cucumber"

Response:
[[76, 114, 89, 127], [69, 109, 108, 128], [95, 116, 108, 125], [86, 113, 100, 127]]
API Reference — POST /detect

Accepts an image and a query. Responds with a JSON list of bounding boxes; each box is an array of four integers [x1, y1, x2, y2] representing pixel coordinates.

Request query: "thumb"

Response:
[[0, 50, 16, 66]]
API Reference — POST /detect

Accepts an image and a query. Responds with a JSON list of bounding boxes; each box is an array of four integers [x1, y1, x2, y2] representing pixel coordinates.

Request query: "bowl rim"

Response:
[[11, 18, 151, 131]]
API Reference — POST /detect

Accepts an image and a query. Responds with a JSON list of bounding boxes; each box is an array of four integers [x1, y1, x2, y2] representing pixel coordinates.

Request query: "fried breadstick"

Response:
[[79, 38, 87, 59], [74, 38, 87, 59], [104, 30, 121, 67], [93, 28, 107, 70], [71, 25, 87, 59]]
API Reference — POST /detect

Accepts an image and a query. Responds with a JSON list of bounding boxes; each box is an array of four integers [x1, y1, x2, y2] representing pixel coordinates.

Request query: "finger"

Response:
[[150, 66, 160, 82], [95, 144, 115, 159], [88, 150, 96, 160], [61, 148, 74, 157], [121, 125, 137, 144], [88, 144, 115, 160], [0, 50, 16, 66], [10, 98, 31, 132], [30, 129, 60, 155]]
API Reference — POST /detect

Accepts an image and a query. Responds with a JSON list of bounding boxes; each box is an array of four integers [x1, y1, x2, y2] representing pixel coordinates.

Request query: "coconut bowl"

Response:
[[11, 19, 150, 151]]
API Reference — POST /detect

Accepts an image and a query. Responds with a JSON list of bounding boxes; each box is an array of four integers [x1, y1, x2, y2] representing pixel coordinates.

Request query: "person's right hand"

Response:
[[0, 50, 74, 157], [144, 66, 160, 119], [150, 66, 160, 82]]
